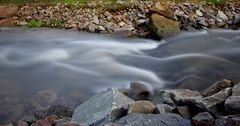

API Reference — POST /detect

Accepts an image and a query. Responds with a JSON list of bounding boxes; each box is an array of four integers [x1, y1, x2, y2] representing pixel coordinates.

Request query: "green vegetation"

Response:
[[27, 19, 42, 27], [45, 18, 65, 28]]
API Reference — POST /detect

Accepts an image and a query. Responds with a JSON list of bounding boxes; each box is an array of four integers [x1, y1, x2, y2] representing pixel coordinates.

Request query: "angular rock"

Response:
[[115, 113, 191, 126], [149, 14, 180, 38], [35, 119, 52, 126], [57, 122, 84, 126], [204, 87, 231, 116], [128, 101, 156, 114], [17, 121, 28, 126], [169, 89, 202, 103], [201, 79, 233, 97], [156, 104, 174, 114], [225, 96, 240, 114], [34, 105, 73, 119], [150, 2, 177, 20], [72, 88, 134, 126], [215, 115, 240, 126], [192, 112, 215, 126], [196, 10, 203, 17], [173, 106, 191, 119], [152, 90, 175, 107], [54, 117, 72, 126], [217, 10, 228, 22], [232, 82, 240, 96], [0, 5, 19, 18]]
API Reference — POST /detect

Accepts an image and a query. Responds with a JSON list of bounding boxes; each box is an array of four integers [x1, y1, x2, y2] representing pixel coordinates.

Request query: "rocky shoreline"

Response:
[[4, 79, 240, 126], [0, 1, 240, 39]]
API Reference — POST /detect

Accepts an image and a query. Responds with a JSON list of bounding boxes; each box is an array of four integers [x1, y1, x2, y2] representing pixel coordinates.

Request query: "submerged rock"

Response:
[[34, 105, 73, 119], [115, 113, 191, 126], [128, 101, 156, 114], [72, 88, 134, 126], [192, 112, 215, 126]]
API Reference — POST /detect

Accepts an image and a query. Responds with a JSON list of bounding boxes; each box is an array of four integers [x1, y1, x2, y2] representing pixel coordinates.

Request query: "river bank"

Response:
[[0, 0, 240, 39], [4, 79, 240, 126]]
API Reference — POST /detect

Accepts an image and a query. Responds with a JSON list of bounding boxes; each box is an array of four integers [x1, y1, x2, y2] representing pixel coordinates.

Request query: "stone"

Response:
[[156, 104, 174, 114], [46, 115, 59, 124], [72, 88, 134, 126], [197, 17, 208, 27], [88, 23, 97, 32], [201, 79, 233, 97], [55, 117, 72, 126], [232, 82, 240, 96], [137, 19, 147, 25], [173, 106, 191, 119], [204, 87, 231, 115], [18, 21, 27, 26], [129, 82, 152, 100], [57, 122, 84, 126], [128, 101, 156, 114], [150, 2, 177, 20], [115, 113, 191, 126], [149, 14, 180, 38], [232, 15, 240, 29], [118, 21, 125, 27], [34, 105, 73, 119], [217, 10, 228, 21], [0, 18, 16, 27], [35, 119, 52, 126], [98, 26, 106, 31], [225, 96, 240, 114], [169, 89, 202, 103], [17, 121, 28, 126], [93, 16, 99, 25], [152, 90, 175, 107], [192, 112, 215, 126], [215, 115, 240, 126], [0, 5, 19, 18], [104, 11, 111, 17], [196, 10, 203, 17]]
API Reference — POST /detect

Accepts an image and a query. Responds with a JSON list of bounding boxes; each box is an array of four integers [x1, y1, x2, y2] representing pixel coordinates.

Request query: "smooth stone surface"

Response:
[[192, 112, 215, 126], [115, 113, 191, 126], [128, 101, 156, 114], [225, 96, 240, 114], [217, 10, 228, 21], [149, 14, 180, 38], [173, 106, 191, 119], [72, 88, 134, 126], [156, 104, 174, 114]]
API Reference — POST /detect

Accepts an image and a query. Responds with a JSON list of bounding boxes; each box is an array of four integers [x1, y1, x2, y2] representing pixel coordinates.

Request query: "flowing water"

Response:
[[0, 28, 240, 122]]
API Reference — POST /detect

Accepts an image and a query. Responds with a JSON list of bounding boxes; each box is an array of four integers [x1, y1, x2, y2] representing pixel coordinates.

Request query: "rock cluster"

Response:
[[0, 0, 239, 38], [5, 79, 240, 126]]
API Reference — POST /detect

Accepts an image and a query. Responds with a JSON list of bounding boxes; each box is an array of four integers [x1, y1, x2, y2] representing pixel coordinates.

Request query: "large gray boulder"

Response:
[[225, 96, 240, 114], [115, 113, 191, 126], [72, 88, 134, 126]]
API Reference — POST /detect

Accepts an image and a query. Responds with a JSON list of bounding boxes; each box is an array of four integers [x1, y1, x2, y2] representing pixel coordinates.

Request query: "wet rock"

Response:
[[150, 2, 177, 20], [232, 15, 240, 29], [225, 96, 240, 114], [217, 10, 228, 22], [204, 87, 231, 115], [215, 115, 240, 126], [18, 21, 27, 26], [156, 104, 174, 114], [35, 119, 52, 126], [54, 117, 72, 126], [232, 82, 240, 96], [129, 82, 152, 100], [34, 105, 73, 119], [72, 88, 134, 126], [149, 14, 180, 38], [46, 115, 59, 124], [152, 90, 175, 107], [128, 100, 156, 114], [57, 122, 84, 126], [201, 79, 233, 97], [0, 5, 19, 18], [115, 113, 191, 126], [173, 106, 191, 119], [37, 89, 58, 103], [88, 23, 97, 32], [192, 112, 215, 126], [169, 89, 202, 103]]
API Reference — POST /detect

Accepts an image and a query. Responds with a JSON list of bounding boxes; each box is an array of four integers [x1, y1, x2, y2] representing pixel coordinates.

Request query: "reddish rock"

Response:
[[0, 5, 19, 18], [18, 121, 28, 126], [35, 119, 52, 126], [46, 115, 59, 124], [192, 112, 215, 126]]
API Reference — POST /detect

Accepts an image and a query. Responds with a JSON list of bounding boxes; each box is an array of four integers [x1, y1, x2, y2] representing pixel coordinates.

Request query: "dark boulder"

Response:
[[192, 112, 215, 126]]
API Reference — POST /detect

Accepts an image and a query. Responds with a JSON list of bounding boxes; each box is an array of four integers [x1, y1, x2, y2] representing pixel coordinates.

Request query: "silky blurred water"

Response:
[[0, 28, 240, 122]]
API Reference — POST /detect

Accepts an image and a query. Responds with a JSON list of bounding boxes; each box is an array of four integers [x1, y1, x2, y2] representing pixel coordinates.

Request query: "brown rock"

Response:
[[0, 5, 19, 18], [46, 115, 59, 124], [17, 121, 28, 126], [173, 106, 191, 119], [201, 79, 233, 97], [149, 14, 180, 38], [35, 119, 52, 126], [150, 2, 177, 21], [57, 122, 84, 126], [192, 112, 215, 126], [128, 100, 156, 114]]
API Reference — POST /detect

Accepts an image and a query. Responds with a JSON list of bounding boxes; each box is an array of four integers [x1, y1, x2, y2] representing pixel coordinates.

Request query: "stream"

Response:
[[0, 28, 240, 122]]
